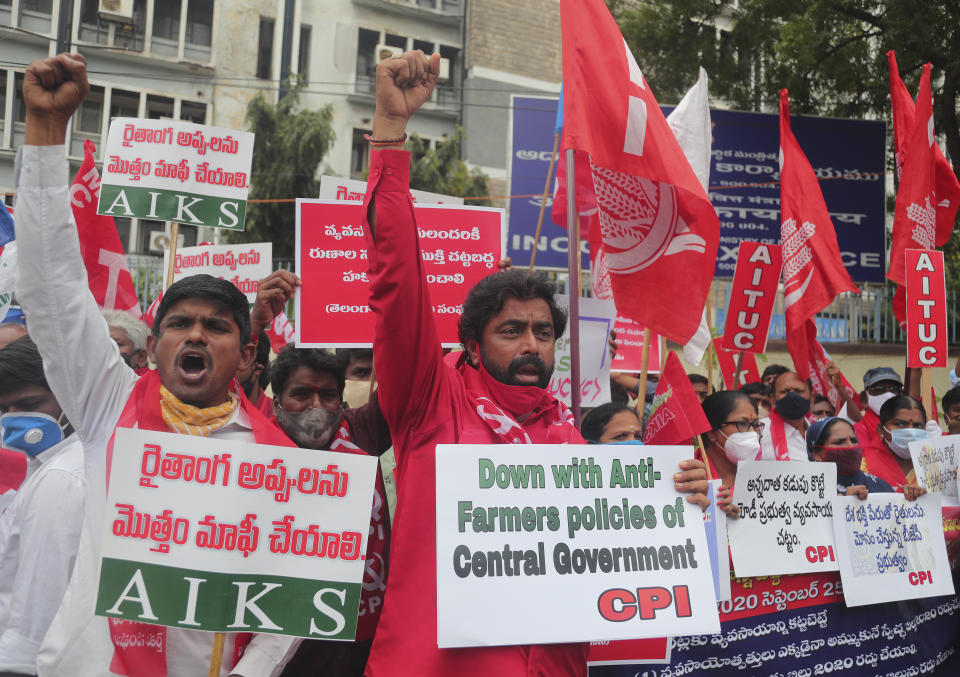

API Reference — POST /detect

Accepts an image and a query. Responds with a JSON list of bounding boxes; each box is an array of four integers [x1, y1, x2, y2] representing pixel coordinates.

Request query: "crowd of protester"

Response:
[[0, 50, 958, 677]]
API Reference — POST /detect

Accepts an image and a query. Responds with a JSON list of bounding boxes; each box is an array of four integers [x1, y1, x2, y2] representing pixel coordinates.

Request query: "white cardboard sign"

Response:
[[728, 461, 838, 577], [909, 434, 960, 504], [319, 175, 464, 205], [162, 242, 272, 302], [548, 295, 617, 408], [831, 493, 955, 606], [435, 444, 720, 647]]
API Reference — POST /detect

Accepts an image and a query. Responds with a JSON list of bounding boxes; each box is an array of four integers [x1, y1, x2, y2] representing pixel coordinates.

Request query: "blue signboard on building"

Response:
[[508, 97, 886, 282]]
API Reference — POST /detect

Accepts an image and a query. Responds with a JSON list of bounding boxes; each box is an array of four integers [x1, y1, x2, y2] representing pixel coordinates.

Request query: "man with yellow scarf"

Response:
[[16, 53, 300, 677]]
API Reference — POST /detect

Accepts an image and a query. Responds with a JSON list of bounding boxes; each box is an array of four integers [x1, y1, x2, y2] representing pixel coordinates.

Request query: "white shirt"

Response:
[[15, 145, 298, 677], [758, 415, 810, 462], [0, 435, 84, 673]]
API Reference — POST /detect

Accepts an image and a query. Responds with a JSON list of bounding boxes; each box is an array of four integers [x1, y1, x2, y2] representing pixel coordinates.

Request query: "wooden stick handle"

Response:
[[635, 328, 652, 415], [165, 222, 180, 290], [208, 632, 226, 677], [529, 132, 561, 271]]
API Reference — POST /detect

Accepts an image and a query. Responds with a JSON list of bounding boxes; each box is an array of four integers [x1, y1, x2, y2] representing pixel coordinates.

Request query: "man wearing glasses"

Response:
[[853, 367, 903, 459]]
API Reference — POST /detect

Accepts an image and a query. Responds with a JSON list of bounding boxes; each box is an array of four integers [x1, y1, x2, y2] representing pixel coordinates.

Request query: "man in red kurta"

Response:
[[360, 50, 707, 677]]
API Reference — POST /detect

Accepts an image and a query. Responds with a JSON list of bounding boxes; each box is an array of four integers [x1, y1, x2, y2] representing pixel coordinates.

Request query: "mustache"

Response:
[[507, 354, 548, 379]]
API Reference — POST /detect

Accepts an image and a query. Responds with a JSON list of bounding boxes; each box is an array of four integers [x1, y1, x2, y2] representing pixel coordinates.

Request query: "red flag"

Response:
[[778, 90, 858, 380], [642, 352, 710, 444], [803, 321, 857, 413], [72, 140, 141, 318], [711, 337, 760, 389], [265, 312, 296, 353], [888, 52, 960, 248], [551, 149, 596, 230], [560, 0, 719, 344], [889, 64, 937, 292]]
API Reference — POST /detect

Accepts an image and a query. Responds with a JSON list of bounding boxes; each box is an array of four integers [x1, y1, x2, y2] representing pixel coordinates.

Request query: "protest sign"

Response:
[[318, 175, 463, 205], [295, 199, 504, 347], [95, 428, 378, 639], [905, 249, 948, 368], [831, 493, 955, 606], [721, 242, 782, 354], [728, 461, 838, 577], [435, 444, 720, 647], [610, 317, 660, 373], [643, 352, 711, 446], [548, 295, 616, 407], [704, 480, 732, 602], [712, 337, 760, 388], [587, 638, 670, 667], [97, 119, 254, 230], [162, 242, 271, 303], [909, 434, 959, 503]]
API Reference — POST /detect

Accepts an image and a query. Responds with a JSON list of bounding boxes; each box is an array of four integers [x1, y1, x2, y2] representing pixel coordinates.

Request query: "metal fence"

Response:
[[127, 255, 953, 345]]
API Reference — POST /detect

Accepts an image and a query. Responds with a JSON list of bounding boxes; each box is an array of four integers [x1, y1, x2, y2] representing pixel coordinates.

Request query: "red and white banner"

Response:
[[906, 249, 947, 368], [804, 324, 858, 413], [71, 139, 142, 318], [265, 312, 296, 353], [643, 351, 711, 445], [722, 242, 782, 354], [611, 318, 660, 373], [712, 337, 760, 389], [559, 0, 719, 345], [296, 200, 504, 346]]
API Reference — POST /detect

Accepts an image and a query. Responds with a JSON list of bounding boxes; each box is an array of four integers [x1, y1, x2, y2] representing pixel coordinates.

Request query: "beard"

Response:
[[276, 405, 343, 449], [481, 348, 554, 389]]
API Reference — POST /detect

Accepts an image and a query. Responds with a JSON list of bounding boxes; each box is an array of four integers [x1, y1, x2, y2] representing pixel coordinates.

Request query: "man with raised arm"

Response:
[[16, 53, 299, 677], [360, 50, 708, 677]]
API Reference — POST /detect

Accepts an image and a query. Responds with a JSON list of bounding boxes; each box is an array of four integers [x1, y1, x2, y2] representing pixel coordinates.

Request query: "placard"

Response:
[[909, 434, 959, 503], [712, 337, 760, 388], [97, 118, 254, 230], [905, 249, 948, 368], [162, 242, 271, 302], [728, 461, 838, 576], [704, 480, 732, 602], [295, 200, 504, 347], [611, 317, 660, 373], [721, 242, 782, 354], [318, 175, 463, 205], [831, 493, 955, 606], [435, 444, 720, 647], [95, 428, 377, 638], [548, 295, 616, 407]]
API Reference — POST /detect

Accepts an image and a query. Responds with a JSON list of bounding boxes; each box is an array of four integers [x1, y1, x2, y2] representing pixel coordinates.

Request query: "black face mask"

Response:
[[774, 392, 810, 420]]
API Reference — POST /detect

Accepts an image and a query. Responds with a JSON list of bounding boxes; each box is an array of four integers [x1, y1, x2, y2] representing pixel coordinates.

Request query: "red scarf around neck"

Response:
[[107, 371, 294, 677]]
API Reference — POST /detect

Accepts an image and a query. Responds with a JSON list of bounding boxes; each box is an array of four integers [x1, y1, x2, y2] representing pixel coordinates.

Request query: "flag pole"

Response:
[[207, 631, 226, 677], [529, 132, 560, 272], [921, 367, 933, 423], [636, 328, 652, 417], [565, 148, 582, 422], [165, 222, 180, 290], [733, 351, 744, 389], [705, 290, 715, 392]]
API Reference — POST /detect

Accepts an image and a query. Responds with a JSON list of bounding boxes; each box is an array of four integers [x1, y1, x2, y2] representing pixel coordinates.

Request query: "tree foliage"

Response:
[[408, 128, 490, 204], [615, 0, 960, 286], [229, 87, 334, 258]]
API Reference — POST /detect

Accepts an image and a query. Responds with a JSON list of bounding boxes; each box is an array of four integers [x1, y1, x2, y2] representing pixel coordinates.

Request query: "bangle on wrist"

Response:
[[365, 132, 407, 146]]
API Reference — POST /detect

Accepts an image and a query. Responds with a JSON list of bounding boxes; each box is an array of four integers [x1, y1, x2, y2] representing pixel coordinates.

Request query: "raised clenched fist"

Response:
[[372, 50, 441, 141], [24, 53, 90, 145]]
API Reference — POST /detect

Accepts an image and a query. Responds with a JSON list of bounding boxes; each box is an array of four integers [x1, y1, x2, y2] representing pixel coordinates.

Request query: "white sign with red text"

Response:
[[549, 295, 617, 407], [162, 242, 271, 303], [95, 428, 377, 638], [319, 175, 464, 205], [831, 493, 954, 606]]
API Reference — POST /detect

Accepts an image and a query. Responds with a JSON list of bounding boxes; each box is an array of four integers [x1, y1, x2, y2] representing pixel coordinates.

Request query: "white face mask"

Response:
[[867, 391, 896, 416], [883, 426, 930, 459], [722, 431, 761, 463]]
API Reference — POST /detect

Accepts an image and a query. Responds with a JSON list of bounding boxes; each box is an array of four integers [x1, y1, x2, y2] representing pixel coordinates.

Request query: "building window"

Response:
[[257, 17, 274, 80], [152, 0, 180, 40], [146, 94, 174, 119], [113, 217, 132, 251], [110, 90, 140, 120], [351, 128, 371, 179], [355, 28, 379, 94], [13, 72, 25, 122], [180, 101, 207, 124], [384, 33, 405, 49], [21, 0, 52, 13], [186, 0, 213, 46], [75, 85, 104, 133], [298, 25, 311, 83]]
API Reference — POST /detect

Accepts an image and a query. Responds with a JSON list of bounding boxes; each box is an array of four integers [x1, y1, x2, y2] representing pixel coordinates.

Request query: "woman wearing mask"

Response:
[[699, 391, 762, 518], [861, 395, 938, 492]]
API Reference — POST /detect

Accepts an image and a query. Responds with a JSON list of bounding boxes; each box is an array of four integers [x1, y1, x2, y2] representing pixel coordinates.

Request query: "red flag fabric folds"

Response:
[[560, 0, 719, 345], [778, 90, 858, 380], [643, 351, 711, 445], [551, 149, 596, 231], [72, 140, 141, 317]]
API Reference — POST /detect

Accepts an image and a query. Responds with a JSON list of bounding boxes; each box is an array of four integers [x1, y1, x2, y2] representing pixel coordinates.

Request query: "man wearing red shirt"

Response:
[[360, 50, 708, 677]]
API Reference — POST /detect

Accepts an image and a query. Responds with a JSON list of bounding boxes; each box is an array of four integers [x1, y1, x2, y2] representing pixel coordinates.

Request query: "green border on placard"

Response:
[[98, 184, 247, 231]]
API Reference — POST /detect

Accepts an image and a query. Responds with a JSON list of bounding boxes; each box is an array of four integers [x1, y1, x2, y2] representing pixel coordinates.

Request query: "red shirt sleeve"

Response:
[[363, 150, 448, 450]]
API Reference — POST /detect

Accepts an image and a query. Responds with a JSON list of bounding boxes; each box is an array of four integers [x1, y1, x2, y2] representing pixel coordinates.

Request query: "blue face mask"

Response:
[[884, 426, 930, 459], [606, 440, 645, 445], [1, 412, 66, 457]]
